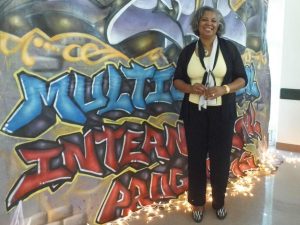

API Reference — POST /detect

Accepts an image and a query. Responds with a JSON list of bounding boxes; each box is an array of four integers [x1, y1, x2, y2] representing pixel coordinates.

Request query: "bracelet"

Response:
[[223, 85, 230, 94]]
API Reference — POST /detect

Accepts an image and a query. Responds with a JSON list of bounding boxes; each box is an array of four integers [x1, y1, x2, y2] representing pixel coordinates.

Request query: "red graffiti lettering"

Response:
[[97, 167, 188, 224], [165, 124, 187, 156], [169, 168, 188, 195], [93, 126, 126, 172], [233, 103, 262, 151], [118, 130, 149, 167], [122, 177, 153, 216], [142, 125, 170, 161], [230, 152, 258, 177], [7, 145, 71, 209], [150, 172, 176, 200], [60, 130, 104, 175], [7, 122, 188, 223], [97, 180, 131, 223]]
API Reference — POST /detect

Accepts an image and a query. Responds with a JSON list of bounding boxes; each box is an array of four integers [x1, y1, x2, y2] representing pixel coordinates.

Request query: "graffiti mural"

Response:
[[0, 0, 270, 224]]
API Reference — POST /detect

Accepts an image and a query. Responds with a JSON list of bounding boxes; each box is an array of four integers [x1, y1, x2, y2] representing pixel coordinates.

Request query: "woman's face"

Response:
[[198, 10, 219, 38]]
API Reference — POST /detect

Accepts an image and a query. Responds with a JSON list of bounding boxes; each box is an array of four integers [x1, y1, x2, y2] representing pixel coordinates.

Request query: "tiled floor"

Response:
[[126, 149, 300, 225]]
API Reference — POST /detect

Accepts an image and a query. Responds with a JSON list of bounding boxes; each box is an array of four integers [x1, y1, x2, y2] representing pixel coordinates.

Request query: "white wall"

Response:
[[267, 0, 284, 145], [277, 0, 300, 146]]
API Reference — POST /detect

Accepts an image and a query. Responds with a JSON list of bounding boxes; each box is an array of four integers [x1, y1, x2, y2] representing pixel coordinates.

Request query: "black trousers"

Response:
[[184, 102, 234, 209]]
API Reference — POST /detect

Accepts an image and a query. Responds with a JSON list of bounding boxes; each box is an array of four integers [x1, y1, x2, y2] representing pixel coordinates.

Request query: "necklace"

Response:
[[204, 49, 209, 56]]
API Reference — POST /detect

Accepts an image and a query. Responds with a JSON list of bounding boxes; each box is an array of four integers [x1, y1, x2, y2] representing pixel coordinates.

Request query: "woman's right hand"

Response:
[[173, 80, 206, 95], [190, 83, 207, 95]]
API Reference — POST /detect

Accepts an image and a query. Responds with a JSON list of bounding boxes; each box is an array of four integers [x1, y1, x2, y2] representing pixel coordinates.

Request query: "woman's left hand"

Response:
[[205, 86, 226, 99]]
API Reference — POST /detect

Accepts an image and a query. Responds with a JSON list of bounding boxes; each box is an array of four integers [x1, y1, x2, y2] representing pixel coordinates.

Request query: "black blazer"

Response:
[[173, 37, 248, 121]]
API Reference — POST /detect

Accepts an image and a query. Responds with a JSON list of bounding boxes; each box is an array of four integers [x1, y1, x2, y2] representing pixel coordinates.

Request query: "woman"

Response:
[[173, 6, 247, 223]]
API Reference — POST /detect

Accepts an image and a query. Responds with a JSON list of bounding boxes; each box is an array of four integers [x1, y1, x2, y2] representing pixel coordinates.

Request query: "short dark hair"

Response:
[[190, 6, 225, 36]]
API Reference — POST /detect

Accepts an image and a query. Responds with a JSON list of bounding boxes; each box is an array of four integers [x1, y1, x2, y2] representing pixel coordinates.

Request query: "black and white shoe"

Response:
[[192, 209, 204, 223], [216, 207, 227, 219]]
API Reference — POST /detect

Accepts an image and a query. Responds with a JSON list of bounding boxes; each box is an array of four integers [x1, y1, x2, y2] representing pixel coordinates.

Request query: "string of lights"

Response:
[[101, 148, 299, 225]]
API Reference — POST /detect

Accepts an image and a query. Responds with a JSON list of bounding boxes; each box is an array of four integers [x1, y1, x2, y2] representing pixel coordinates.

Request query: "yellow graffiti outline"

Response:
[[0, 32, 21, 55], [0, 29, 183, 69], [0, 28, 129, 66], [229, 0, 246, 11], [242, 48, 268, 69], [103, 113, 179, 131], [195, 0, 202, 9]]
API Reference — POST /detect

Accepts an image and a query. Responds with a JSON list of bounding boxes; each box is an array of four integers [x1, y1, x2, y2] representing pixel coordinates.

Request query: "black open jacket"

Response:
[[173, 37, 248, 121]]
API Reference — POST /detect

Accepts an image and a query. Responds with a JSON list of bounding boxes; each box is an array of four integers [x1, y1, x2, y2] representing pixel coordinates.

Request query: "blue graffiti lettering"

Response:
[[2, 62, 183, 137], [73, 71, 108, 112], [146, 66, 174, 104], [98, 64, 134, 114], [236, 64, 260, 98], [120, 62, 155, 110], [2, 72, 86, 134]]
